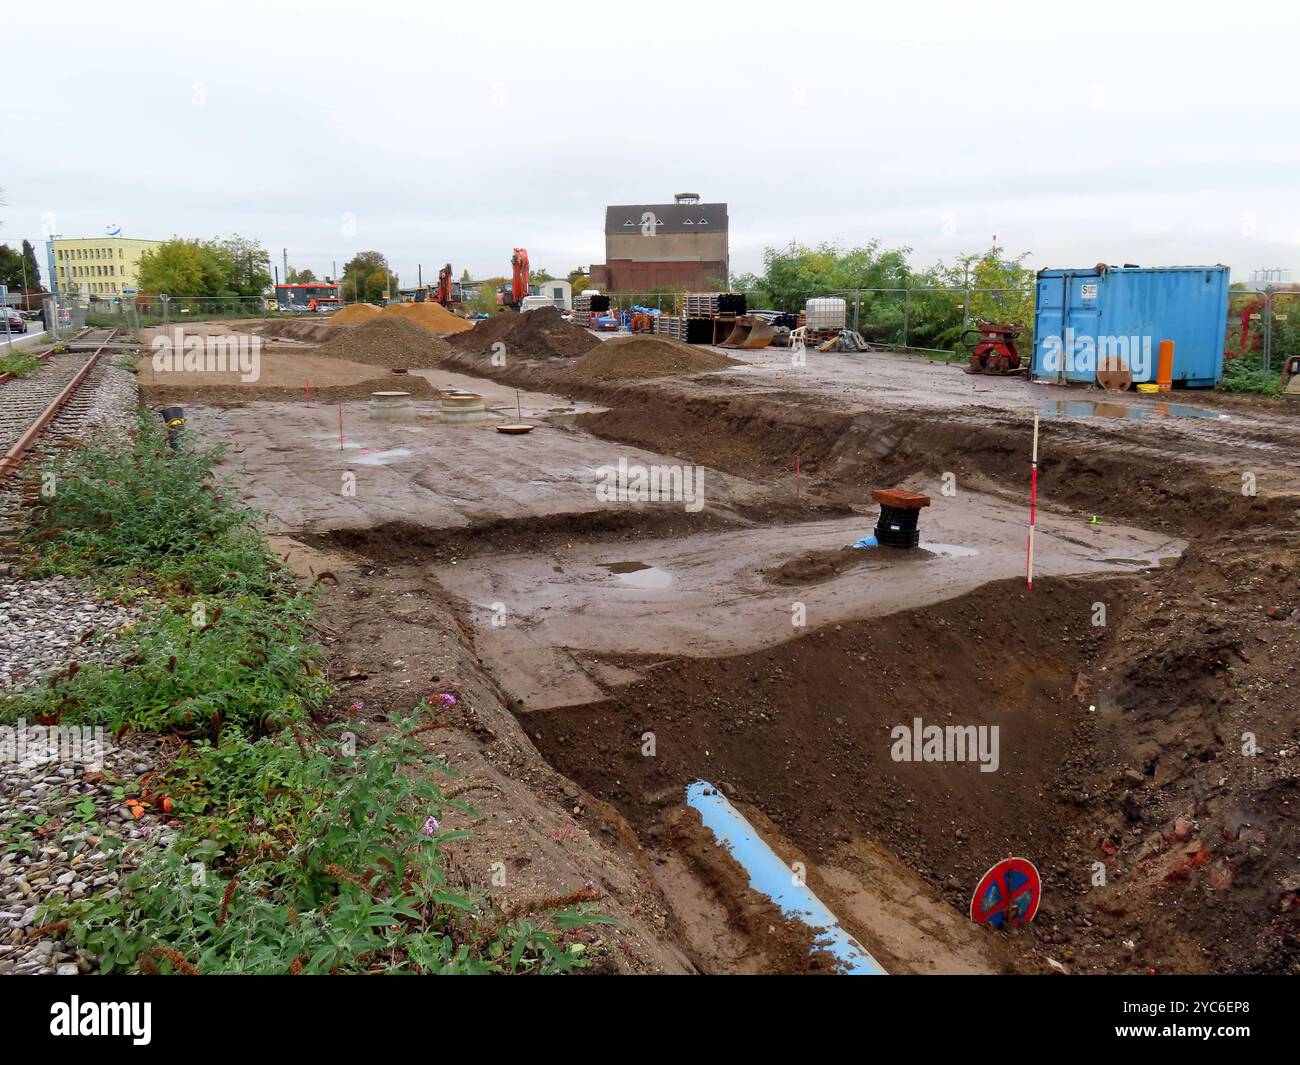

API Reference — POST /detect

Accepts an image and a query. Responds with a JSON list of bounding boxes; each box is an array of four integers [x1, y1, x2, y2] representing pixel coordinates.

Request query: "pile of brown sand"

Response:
[[568, 336, 740, 380], [380, 301, 473, 334], [314, 316, 452, 369], [450, 305, 599, 358], [329, 303, 383, 325]]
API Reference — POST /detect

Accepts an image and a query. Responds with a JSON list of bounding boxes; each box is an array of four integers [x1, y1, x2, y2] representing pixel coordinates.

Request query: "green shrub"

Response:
[[62, 718, 610, 974], [0, 351, 41, 378], [1220, 354, 1281, 395]]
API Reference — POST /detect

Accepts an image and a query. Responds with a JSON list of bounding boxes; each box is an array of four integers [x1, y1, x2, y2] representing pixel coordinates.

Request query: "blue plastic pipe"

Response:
[[685, 780, 887, 974]]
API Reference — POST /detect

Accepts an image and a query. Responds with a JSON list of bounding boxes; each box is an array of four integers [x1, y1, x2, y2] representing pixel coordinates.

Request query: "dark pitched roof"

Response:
[[605, 202, 729, 236]]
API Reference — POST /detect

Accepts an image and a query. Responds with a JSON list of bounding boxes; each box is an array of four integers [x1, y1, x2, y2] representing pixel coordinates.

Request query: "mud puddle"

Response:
[[1039, 399, 1228, 421], [437, 486, 1183, 710], [602, 561, 674, 588]]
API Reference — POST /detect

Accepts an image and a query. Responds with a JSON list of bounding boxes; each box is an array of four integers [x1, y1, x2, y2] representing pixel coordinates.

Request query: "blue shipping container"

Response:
[[1032, 265, 1230, 388]]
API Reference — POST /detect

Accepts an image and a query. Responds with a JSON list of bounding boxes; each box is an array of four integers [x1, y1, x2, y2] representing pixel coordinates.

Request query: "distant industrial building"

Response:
[[591, 193, 728, 293], [49, 236, 162, 299], [275, 282, 341, 312]]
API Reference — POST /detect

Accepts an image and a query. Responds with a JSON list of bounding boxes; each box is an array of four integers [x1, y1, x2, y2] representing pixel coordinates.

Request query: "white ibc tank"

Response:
[[806, 297, 846, 330]]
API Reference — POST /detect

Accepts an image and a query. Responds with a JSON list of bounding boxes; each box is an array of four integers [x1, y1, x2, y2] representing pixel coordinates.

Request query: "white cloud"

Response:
[[6, 0, 1298, 286]]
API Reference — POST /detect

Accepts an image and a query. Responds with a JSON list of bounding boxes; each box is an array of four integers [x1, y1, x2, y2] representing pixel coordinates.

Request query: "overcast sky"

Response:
[[5, 0, 1298, 288]]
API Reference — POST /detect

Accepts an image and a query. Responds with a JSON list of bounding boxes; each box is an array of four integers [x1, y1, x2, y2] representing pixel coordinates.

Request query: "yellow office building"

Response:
[[51, 236, 162, 299]]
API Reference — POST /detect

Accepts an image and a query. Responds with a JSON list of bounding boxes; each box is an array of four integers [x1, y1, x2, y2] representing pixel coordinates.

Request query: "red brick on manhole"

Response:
[[871, 489, 931, 510]]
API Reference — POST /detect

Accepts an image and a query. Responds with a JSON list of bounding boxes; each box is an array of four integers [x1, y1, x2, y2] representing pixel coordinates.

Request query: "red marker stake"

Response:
[[1026, 411, 1039, 589], [338, 401, 344, 451]]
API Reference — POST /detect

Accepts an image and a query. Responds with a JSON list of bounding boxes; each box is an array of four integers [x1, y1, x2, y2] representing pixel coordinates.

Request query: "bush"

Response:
[[1220, 354, 1281, 396], [0, 351, 40, 378], [63, 718, 610, 974]]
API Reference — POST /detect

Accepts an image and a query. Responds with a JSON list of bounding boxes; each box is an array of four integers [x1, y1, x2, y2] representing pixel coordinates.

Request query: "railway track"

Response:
[[0, 328, 120, 481]]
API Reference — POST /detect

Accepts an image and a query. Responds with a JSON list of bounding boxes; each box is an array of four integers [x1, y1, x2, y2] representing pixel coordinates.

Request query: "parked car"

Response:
[[2, 308, 27, 333]]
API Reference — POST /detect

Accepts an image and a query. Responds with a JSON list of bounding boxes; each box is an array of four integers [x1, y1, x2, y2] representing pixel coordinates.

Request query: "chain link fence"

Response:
[[84, 294, 269, 330], [603, 286, 1031, 353], [1222, 287, 1297, 390]]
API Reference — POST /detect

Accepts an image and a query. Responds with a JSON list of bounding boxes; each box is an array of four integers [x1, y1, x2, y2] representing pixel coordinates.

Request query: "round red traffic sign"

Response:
[[970, 857, 1041, 929]]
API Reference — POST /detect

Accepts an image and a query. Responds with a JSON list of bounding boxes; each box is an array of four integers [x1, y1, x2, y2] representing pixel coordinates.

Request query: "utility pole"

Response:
[[46, 238, 61, 299], [282, 248, 289, 283]]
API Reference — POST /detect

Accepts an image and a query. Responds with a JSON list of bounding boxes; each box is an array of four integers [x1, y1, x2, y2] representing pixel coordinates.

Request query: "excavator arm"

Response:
[[511, 248, 530, 305]]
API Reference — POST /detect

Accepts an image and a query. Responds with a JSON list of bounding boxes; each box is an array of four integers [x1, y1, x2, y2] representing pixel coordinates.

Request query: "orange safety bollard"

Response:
[[1157, 339, 1174, 392]]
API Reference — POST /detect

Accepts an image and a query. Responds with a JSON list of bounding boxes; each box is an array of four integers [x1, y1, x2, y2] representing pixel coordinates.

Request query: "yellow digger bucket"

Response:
[[719, 315, 777, 349]]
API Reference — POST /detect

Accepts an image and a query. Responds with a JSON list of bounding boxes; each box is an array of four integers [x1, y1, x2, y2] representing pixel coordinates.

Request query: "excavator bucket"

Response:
[[720, 315, 777, 349]]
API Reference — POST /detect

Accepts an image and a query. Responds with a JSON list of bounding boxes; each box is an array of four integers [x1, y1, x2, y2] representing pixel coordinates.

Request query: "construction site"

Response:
[[5, 11, 1300, 1038], [4, 265, 1297, 988]]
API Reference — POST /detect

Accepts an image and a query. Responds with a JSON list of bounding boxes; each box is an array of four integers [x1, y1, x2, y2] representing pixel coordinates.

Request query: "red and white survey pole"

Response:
[[1026, 411, 1039, 589]]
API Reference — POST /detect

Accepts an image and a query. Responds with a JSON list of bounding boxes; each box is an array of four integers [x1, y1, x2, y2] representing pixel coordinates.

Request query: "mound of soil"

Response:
[[450, 306, 600, 359], [329, 303, 382, 325], [569, 336, 741, 380], [314, 316, 452, 369], [380, 302, 472, 334], [762, 544, 931, 585]]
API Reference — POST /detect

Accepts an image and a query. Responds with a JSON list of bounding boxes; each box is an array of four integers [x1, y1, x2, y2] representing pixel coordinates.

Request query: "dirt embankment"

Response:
[[440, 339, 1297, 541], [141, 372, 438, 407], [260, 318, 336, 343], [1066, 532, 1300, 974], [275, 538, 694, 975], [520, 552, 1300, 975], [525, 576, 1123, 911]]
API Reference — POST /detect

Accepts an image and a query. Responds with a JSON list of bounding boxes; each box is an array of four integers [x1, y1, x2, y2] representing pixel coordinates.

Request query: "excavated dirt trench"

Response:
[[291, 348, 1299, 975], [518, 575, 1131, 973]]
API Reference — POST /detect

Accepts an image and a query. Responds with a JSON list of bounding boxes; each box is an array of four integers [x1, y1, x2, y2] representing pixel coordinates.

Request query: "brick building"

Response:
[[590, 193, 728, 293]]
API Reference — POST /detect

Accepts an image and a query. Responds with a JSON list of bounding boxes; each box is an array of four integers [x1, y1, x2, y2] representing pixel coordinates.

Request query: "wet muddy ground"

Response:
[[435, 493, 1182, 711], [170, 321, 1300, 975]]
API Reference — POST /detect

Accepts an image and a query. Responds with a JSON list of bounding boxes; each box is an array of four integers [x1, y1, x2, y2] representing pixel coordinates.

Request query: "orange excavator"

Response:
[[434, 263, 460, 310], [497, 248, 530, 309]]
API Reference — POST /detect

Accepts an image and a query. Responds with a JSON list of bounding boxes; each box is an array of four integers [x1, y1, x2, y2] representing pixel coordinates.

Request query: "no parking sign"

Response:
[[970, 857, 1041, 929]]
